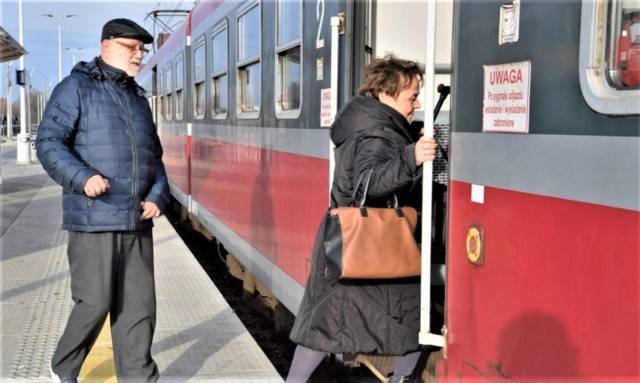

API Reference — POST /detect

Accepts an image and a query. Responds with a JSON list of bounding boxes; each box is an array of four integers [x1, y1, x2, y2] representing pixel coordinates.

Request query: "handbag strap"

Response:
[[353, 169, 404, 217], [357, 169, 374, 208], [349, 169, 373, 206]]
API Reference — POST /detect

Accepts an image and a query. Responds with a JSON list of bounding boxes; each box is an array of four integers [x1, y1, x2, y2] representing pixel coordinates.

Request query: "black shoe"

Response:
[[50, 364, 79, 383]]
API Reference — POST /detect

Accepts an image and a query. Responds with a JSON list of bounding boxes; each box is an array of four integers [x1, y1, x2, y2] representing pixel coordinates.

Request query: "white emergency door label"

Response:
[[483, 61, 531, 133], [320, 88, 333, 127]]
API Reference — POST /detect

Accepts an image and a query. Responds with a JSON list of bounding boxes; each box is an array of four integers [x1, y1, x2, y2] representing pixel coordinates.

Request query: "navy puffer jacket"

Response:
[[36, 57, 170, 232]]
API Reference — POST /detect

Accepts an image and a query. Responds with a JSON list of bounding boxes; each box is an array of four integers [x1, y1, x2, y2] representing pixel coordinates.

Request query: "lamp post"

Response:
[[64, 47, 83, 66], [5, 61, 12, 140], [17, 0, 30, 165], [43, 14, 77, 82]]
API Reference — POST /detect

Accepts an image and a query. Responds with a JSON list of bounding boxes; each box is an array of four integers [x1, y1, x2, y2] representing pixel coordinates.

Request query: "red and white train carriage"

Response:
[[138, 0, 639, 381]]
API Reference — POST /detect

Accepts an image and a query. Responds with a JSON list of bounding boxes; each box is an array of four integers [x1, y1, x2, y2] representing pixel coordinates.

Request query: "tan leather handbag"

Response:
[[323, 169, 421, 280]]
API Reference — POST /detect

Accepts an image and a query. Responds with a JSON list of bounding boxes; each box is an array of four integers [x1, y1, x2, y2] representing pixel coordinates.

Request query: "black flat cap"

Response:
[[101, 18, 153, 44]]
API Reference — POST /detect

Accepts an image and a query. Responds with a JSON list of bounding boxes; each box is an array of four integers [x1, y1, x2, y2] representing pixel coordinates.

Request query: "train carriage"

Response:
[[137, 0, 639, 381], [447, 0, 639, 381], [139, 0, 450, 318]]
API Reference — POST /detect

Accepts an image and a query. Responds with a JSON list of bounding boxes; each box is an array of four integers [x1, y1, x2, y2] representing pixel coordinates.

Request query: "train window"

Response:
[[275, 0, 302, 117], [580, 0, 640, 115], [194, 38, 206, 119], [238, 2, 261, 116], [213, 75, 229, 116], [606, 0, 640, 88], [165, 65, 173, 120], [175, 56, 184, 121], [143, 78, 155, 123], [239, 63, 261, 113], [238, 4, 260, 61], [212, 25, 229, 117], [277, 51, 301, 112], [277, 0, 301, 45]]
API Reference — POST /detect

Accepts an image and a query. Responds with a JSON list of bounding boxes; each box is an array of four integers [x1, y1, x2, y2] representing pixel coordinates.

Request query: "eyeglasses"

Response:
[[112, 40, 149, 56]]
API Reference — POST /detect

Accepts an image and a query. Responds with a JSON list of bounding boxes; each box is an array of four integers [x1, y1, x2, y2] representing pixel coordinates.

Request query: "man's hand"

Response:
[[140, 201, 161, 220], [84, 175, 110, 197]]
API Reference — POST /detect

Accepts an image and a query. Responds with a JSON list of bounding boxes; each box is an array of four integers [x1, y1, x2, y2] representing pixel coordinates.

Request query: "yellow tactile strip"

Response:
[[79, 316, 116, 383], [1, 150, 284, 382]]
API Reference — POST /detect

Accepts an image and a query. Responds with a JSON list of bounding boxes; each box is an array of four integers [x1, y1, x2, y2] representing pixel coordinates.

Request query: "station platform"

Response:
[[1, 140, 285, 383]]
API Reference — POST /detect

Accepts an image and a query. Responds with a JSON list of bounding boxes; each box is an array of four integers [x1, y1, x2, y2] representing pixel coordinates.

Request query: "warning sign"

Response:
[[483, 61, 531, 133], [320, 88, 333, 127]]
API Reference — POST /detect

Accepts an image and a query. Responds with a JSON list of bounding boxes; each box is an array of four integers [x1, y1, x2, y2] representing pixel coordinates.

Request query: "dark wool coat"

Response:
[[36, 57, 170, 232], [289, 96, 424, 356]]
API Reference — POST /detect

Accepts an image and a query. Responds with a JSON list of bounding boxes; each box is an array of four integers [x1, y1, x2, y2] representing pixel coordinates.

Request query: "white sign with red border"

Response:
[[483, 61, 531, 133], [320, 88, 333, 127]]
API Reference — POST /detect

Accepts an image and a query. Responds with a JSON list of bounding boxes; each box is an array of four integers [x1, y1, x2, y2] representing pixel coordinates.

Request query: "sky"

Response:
[[1, 0, 195, 101]]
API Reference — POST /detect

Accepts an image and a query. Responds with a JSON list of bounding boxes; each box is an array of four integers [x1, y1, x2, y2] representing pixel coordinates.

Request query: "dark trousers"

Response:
[[51, 230, 159, 383]]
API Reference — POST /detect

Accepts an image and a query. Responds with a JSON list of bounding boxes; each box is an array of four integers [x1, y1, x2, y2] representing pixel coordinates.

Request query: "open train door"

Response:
[[333, 0, 454, 378], [363, 0, 453, 345]]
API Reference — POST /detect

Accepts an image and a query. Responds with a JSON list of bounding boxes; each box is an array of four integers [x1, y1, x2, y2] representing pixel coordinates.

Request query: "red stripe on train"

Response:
[[188, 136, 329, 285], [161, 132, 189, 194], [443, 180, 639, 381]]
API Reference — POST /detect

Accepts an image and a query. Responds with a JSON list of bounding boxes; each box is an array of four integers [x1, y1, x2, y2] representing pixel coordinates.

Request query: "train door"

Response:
[[323, 0, 454, 358], [369, 0, 453, 344]]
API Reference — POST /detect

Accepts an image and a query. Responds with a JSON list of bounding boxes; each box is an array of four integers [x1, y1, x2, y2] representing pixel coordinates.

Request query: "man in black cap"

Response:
[[36, 18, 168, 383], [100, 18, 154, 77]]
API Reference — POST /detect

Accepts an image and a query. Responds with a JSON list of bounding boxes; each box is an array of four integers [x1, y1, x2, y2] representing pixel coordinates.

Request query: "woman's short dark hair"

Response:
[[358, 54, 423, 100]]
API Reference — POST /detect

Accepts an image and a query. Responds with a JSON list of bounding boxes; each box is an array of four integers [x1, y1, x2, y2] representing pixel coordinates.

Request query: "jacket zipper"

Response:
[[114, 86, 138, 228]]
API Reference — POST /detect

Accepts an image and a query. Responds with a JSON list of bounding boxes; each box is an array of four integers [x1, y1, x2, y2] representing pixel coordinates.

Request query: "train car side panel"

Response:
[[447, 181, 638, 380], [190, 133, 328, 285], [445, 0, 640, 381]]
